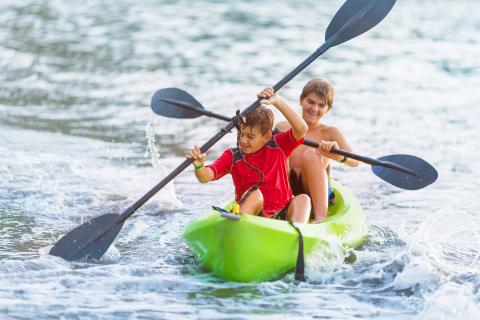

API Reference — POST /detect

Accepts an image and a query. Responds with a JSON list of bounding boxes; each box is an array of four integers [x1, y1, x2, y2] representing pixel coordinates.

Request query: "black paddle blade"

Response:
[[49, 214, 124, 261], [372, 154, 438, 190], [151, 87, 204, 119], [326, 0, 396, 47]]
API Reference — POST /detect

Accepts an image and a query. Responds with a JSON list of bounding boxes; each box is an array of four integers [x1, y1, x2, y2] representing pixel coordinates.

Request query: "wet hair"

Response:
[[300, 78, 334, 110], [242, 105, 274, 136]]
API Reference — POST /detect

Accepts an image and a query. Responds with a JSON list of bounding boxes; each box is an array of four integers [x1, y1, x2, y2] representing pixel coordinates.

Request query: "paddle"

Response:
[[151, 87, 438, 190], [49, 0, 397, 261]]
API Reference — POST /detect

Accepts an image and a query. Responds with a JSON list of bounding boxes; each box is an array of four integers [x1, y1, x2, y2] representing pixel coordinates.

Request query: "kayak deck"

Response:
[[183, 181, 368, 282]]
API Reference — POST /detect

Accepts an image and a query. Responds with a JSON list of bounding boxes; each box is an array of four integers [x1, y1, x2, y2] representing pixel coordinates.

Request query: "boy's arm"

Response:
[[194, 165, 215, 183], [258, 88, 307, 141], [186, 145, 214, 183], [318, 127, 359, 167], [328, 127, 359, 167]]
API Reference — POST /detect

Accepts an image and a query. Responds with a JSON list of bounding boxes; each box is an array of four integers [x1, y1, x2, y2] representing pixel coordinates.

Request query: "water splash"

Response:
[[386, 209, 480, 294], [403, 209, 480, 276], [145, 117, 162, 168], [415, 282, 480, 320], [144, 117, 183, 212], [304, 237, 349, 283]]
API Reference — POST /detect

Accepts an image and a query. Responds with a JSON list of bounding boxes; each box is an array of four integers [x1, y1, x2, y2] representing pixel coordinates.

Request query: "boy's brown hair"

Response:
[[300, 78, 334, 110], [242, 105, 274, 136]]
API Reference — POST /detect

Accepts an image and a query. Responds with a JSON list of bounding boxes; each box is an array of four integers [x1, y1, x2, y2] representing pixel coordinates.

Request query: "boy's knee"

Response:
[[240, 189, 264, 215], [301, 149, 326, 168], [242, 188, 263, 203], [251, 189, 264, 201], [289, 194, 312, 223], [291, 194, 311, 212], [295, 193, 310, 204], [301, 148, 317, 161]]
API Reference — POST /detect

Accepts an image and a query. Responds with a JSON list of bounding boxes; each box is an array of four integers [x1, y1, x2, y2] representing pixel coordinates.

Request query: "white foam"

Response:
[[416, 282, 480, 320], [392, 256, 436, 290]]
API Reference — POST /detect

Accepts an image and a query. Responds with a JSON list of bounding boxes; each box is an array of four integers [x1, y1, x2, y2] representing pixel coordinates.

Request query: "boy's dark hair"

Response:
[[300, 78, 334, 110], [242, 105, 274, 135]]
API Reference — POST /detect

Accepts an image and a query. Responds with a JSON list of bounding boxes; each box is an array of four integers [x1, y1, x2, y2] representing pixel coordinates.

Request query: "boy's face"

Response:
[[238, 125, 272, 154], [300, 93, 329, 126]]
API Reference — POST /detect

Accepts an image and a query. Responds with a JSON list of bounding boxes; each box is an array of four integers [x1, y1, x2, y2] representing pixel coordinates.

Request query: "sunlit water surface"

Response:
[[1, 0, 479, 319]]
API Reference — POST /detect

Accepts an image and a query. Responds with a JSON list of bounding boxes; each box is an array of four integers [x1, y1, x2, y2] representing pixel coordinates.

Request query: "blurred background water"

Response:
[[1, 0, 480, 319]]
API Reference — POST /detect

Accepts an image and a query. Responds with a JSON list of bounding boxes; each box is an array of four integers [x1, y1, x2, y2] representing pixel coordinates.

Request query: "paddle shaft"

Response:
[[302, 139, 419, 177]]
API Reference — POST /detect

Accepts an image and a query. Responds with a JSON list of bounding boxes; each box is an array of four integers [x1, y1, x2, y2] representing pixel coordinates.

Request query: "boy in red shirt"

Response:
[[187, 87, 311, 223]]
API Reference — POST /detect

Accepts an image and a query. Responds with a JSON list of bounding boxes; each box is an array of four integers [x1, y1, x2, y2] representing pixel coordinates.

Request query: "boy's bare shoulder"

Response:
[[308, 124, 344, 139], [274, 121, 291, 132], [322, 124, 341, 133], [321, 125, 345, 139], [277, 121, 345, 139]]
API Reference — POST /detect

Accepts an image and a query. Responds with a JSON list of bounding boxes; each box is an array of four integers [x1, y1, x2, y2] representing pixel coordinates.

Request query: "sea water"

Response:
[[1, 0, 479, 318]]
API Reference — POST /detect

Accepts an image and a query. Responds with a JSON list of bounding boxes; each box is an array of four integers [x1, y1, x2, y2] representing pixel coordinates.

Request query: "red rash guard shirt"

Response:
[[206, 129, 303, 216]]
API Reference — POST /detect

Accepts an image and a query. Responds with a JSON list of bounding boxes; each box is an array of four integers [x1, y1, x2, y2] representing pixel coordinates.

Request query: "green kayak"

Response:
[[183, 181, 368, 282]]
